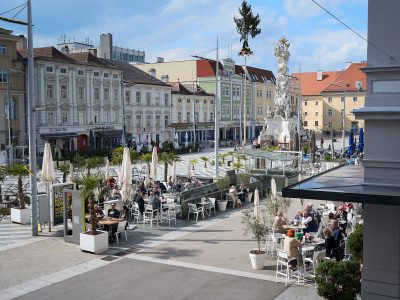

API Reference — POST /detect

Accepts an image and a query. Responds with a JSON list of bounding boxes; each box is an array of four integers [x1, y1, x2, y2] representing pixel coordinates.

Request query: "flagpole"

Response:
[[214, 37, 219, 178]]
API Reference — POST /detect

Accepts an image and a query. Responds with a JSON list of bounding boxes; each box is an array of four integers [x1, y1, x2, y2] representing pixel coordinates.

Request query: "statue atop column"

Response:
[[273, 37, 290, 120]]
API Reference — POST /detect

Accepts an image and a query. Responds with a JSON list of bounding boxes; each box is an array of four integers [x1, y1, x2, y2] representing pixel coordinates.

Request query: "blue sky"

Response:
[[1, 0, 368, 72]]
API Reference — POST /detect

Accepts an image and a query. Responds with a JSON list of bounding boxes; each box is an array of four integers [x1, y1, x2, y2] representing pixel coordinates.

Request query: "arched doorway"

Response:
[[77, 134, 88, 151]]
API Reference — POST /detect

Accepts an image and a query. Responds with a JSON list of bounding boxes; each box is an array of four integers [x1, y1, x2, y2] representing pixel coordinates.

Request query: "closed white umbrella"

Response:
[[171, 160, 177, 182], [119, 147, 132, 203], [41, 142, 55, 232], [271, 178, 277, 200], [254, 188, 260, 219], [104, 157, 110, 180], [187, 159, 192, 178], [150, 147, 158, 180], [185, 132, 189, 148], [68, 163, 74, 182]]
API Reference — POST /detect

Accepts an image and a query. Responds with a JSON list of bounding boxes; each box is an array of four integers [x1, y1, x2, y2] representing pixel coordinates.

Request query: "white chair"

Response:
[[246, 192, 253, 203], [201, 197, 212, 216], [187, 203, 204, 222], [166, 203, 177, 226], [208, 197, 216, 215], [131, 203, 142, 223], [276, 250, 297, 286], [266, 232, 284, 256], [225, 193, 236, 208], [143, 204, 158, 227], [344, 237, 352, 260], [304, 250, 326, 279], [114, 220, 128, 244]]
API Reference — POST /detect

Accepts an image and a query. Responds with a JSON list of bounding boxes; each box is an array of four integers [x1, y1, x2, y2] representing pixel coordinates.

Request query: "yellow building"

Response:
[[294, 62, 366, 133], [0, 27, 26, 157]]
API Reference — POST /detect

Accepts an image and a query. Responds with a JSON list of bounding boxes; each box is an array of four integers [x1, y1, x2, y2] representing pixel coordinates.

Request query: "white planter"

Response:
[[217, 200, 227, 212], [249, 250, 267, 270], [11, 208, 31, 224], [80, 231, 109, 254]]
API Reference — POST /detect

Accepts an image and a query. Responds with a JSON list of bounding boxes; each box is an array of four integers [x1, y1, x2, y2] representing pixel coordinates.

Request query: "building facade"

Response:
[[0, 27, 26, 161]]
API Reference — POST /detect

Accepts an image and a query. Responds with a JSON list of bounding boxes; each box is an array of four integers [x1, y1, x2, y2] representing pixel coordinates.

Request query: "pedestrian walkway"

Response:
[[0, 219, 33, 247]]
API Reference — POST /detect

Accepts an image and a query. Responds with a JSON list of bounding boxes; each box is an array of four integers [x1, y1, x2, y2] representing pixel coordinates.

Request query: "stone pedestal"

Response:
[[259, 117, 297, 147]]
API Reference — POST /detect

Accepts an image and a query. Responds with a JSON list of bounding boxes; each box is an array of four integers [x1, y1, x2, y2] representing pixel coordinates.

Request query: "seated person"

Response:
[[148, 191, 161, 210], [238, 183, 248, 203], [323, 227, 335, 257], [331, 219, 344, 261], [120, 205, 129, 229], [273, 211, 287, 234], [302, 209, 318, 233], [167, 176, 174, 188], [293, 210, 303, 225], [283, 229, 302, 269], [107, 203, 120, 219], [106, 176, 116, 189], [228, 185, 241, 207], [137, 191, 145, 215], [159, 181, 167, 193], [184, 178, 195, 190], [152, 186, 161, 197], [94, 204, 104, 218]]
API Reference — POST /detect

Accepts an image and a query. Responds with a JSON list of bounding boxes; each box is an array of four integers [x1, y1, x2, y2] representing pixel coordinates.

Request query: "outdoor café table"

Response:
[[283, 224, 306, 232], [97, 217, 123, 227]]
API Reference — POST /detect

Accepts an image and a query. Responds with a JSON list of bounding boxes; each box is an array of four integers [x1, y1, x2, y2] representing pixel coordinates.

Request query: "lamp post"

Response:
[[192, 81, 196, 145], [120, 79, 126, 147], [6, 73, 12, 164], [342, 96, 346, 154], [214, 38, 220, 178]]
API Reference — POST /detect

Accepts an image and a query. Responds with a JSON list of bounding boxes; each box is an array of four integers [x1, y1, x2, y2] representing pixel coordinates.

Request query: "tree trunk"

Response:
[[164, 162, 168, 182], [62, 172, 66, 183], [89, 194, 96, 235], [204, 162, 207, 168], [18, 176, 25, 209]]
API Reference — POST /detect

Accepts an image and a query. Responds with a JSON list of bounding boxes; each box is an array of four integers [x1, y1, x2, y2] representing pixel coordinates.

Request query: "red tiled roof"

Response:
[[18, 47, 76, 63], [197, 59, 223, 77], [292, 71, 342, 96], [67, 52, 119, 69], [243, 65, 275, 84], [323, 62, 367, 92], [170, 82, 214, 96]]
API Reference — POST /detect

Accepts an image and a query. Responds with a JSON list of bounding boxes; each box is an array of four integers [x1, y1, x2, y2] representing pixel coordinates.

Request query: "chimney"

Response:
[[148, 68, 156, 78], [317, 70, 323, 81], [61, 45, 70, 54], [88, 48, 97, 56], [157, 57, 164, 63], [345, 61, 352, 69], [99, 33, 112, 59], [16, 35, 27, 50], [161, 74, 169, 83]]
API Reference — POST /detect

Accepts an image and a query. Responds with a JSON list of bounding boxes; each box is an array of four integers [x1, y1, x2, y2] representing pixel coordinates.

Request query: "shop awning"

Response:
[[41, 133, 78, 139], [94, 130, 122, 137], [282, 165, 400, 206]]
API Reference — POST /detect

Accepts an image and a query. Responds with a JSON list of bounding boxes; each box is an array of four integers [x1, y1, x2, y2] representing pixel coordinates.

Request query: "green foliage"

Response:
[[84, 157, 103, 176], [5, 163, 31, 209], [210, 160, 215, 166], [241, 208, 269, 253], [267, 146, 280, 151], [141, 145, 149, 153], [348, 224, 363, 263], [159, 152, 179, 182], [218, 153, 229, 163], [233, 162, 243, 171], [189, 159, 197, 170], [316, 260, 361, 300], [199, 156, 209, 167], [303, 146, 309, 155], [236, 173, 251, 185], [162, 141, 174, 152], [324, 153, 333, 161], [266, 193, 291, 226], [215, 176, 231, 191], [72, 153, 85, 166], [111, 147, 124, 165]]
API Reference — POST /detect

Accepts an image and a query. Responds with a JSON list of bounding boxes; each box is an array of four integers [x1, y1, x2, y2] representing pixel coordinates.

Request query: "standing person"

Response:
[[320, 137, 324, 149], [302, 209, 318, 233]]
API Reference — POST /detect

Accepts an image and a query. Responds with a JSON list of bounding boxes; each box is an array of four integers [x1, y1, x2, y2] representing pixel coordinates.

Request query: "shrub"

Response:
[[316, 260, 361, 300], [241, 208, 269, 253], [348, 224, 363, 263]]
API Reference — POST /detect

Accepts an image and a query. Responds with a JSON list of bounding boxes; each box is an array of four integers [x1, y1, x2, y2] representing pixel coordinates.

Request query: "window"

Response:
[[46, 66, 54, 73], [146, 115, 151, 127], [210, 100, 214, 104], [146, 92, 151, 105], [62, 112, 68, 125], [104, 88, 109, 100], [77, 69, 84, 76], [195, 112, 199, 122], [186, 112, 190, 122], [155, 92, 160, 106], [60, 68, 67, 74], [5, 98, 17, 119], [103, 72, 109, 78], [136, 115, 142, 127], [47, 112, 55, 125], [341, 97, 345, 102], [353, 96, 358, 102], [304, 112, 308, 116], [93, 71, 99, 77], [155, 115, 161, 127], [94, 114, 98, 124], [177, 112, 182, 122], [113, 74, 118, 79], [187, 99, 190, 103], [328, 121, 332, 128], [328, 97, 332, 103], [222, 84, 230, 96], [46, 84, 54, 98], [178, 98, 182, 103], [104, 113, 109, 123], [164, 115, 169, 126], [315, 112, 318, 116], [210, 112, 214, 122], [78, 111, 84, 125], [164, 93, 169, 106], [60, 85, 67, 99], [78, 86, 85, 100], [328, 109, 332, 116], [0, 68, 7, 83], [315, 101, 319, 106], [113, 88, 118, 101], [203, 112, 207, 122], [314, 121, 319, 127], [125, 91, 131, 104], [0, 45, 7, 55], [204, 100, 207, 104], [304, 101, 308, 106], [94, 88, 100, 100], [195, 99, 199, 104], [136, 91, 141, 104], [304, 120, 308, 127], [125, 114, 131, 126]]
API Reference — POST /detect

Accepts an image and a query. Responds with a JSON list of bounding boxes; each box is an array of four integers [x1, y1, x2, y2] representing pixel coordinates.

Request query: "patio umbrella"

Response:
[[150, 147, 158, 180], [254, 188, 260, 219], [119, 147, 132, 203], [68, 163, 74, 182], [348, 129, 354, 156], [171, 160, 177, 182], [357, 128, 364, 153], [41, 142, 55, 232], [185, 132, 189, 148], [271, 178, 277, 200], [187, 159, 192, 178]]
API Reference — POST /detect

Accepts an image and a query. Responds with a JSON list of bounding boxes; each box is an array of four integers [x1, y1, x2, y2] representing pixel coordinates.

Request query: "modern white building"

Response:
[[18, 47, 124, 154]]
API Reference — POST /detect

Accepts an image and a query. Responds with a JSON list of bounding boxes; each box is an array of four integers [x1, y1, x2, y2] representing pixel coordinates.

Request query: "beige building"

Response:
[[294, 62, 366, 133], [136, 60, 196, 83], [0, 27, 26, 161]]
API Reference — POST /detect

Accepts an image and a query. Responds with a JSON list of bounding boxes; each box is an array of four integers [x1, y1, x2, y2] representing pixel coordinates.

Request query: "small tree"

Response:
[[6, 163, 31, 209], [159, 152, 179, 182], [316, 260, 361, 300], [189, 159, 197, 170], [141, 153, 153, 175], [348, 224, 363, 263], [78, 175, 102, 235], [199, 156, 209, 168], [236, 173, 251, 186], [233, 162, 243, 172], [0, 166, 6, 203], [84, 157, 103, 177], [58, 164, 70, 183], [266, 192, 291, 226], [215, 176, 231, 199], [241, 208, 269, 254]]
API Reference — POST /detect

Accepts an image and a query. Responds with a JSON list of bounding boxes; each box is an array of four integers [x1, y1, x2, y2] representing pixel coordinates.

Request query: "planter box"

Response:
[[249, 250, 267, 270], [217, 200, 227, 212], [80, 231, 109, 254], [11, 208, 31, 224]]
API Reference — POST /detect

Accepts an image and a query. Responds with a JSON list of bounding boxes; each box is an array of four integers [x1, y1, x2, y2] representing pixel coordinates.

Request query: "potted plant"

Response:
[[189, 159, 197, 170], [78, 174, 108, 254], [199, 156, 209, 168], [241, 208, 268, 270], [159, 152, 179, 182], [315, 260, 361, 300], [6, 163, 31, 224], [58, 163, 70, 183], [215, 176, 231, 211]]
